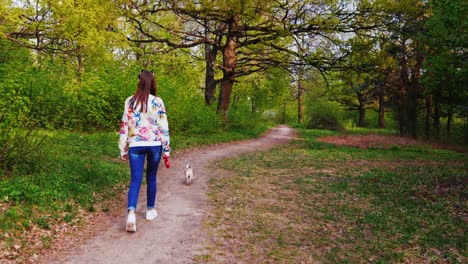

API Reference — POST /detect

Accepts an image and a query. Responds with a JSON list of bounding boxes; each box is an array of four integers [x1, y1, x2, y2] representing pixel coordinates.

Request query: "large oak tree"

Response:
[[120, 0, 378, 121]]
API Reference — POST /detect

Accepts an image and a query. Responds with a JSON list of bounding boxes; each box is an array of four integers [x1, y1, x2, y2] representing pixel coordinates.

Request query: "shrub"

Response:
[[228, 102, 273, 133], [305, 101, 344, 131], [0, 75, 47, 175]]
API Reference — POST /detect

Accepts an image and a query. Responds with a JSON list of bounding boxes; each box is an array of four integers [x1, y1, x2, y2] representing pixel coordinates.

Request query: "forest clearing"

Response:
[[1, 0, 466, 263]]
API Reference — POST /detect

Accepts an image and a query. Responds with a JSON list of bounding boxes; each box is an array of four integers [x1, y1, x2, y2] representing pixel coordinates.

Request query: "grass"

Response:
[[0, 131, 130, 261], [343, 126, 399, 136], [0, 126, 270, 262], [172, 125, 271, 150], [198, 128, 467, 263]]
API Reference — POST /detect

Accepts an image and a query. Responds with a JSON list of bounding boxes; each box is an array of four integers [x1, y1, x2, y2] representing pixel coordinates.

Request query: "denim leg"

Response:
[[127, 147, 146, 211], [146, 146, 162, 209]]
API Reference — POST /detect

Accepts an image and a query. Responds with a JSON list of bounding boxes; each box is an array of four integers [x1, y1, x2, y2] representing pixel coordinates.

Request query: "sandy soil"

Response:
[[38, 125, 296, 264]]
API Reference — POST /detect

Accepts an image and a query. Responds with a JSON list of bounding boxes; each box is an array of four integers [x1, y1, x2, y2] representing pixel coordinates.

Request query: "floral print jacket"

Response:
[[119, 95, 170, 157]]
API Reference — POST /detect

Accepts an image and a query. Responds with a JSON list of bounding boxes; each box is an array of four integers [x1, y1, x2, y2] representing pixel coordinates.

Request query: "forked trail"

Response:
[[42, 125, 296, 264]]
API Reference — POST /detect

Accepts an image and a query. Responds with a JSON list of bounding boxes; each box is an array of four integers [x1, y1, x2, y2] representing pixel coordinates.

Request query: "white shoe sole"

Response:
[[126, 221, 136, 232], [146, 210, 158, 220]]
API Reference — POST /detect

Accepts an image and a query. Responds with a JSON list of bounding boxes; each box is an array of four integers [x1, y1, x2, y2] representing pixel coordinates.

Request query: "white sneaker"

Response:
[[126, 211, 136, 232], [146, 209, 158, 220]]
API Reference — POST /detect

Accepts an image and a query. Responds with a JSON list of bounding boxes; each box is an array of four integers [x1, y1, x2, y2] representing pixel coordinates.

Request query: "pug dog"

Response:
[[185, 164, 194, 185]]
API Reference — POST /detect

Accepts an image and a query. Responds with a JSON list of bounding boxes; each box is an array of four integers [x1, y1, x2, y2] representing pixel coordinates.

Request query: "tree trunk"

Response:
[[282, 102, 286, 124], [446, 89, 455, 139], [297, 77, 304, 124], [464, 118, 468, 144], [216, 15, 239, 123], [378, 82, 385, 128], [398, 100, 406, 136], [407, 83, 418, 138], [232, 93, 240, 106], [424, 93, 432, 138], [358, 107, 365, 127], [447, 106, 452, 139], [76, 53, 83, 82], [407, 45, 423, 138], [434, 93, 441, 138], [357, 92, 365, 127], [398, 39, 409, 136], [204, 47, 217, 105], [204, 23, 218, 105], [251, 97, 256, 114]]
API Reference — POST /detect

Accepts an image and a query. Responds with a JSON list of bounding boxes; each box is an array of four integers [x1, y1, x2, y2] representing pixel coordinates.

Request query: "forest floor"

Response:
[[37, 125, 297, 263], [28, 126, 466, 263], [317, 133, 467, 153]]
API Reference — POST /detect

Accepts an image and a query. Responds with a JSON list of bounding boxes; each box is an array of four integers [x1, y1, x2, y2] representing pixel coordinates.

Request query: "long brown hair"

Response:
[[129, 70, 156, 112]]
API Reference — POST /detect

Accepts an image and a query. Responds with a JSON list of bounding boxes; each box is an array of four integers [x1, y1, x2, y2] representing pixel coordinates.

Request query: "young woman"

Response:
[[118, 70, 170, 232]]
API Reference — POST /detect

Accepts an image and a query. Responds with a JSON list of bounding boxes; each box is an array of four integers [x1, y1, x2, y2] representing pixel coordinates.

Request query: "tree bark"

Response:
[[232, 93, 240, 106], [251, 97, 256, 114], [357, 92, 365, 127], [204, 23, 218, 105], [282, 102, 286, 124], [297, 69, 305, 124], [446, 89, 455, 139], [407, 83, 418, 138], [398, 39, 409, 136], [433, 92, 441, 138], [217, 15, 239, 122], [424, 93, 432, 138], [205, 47, 217, 105], [76, 51, 83, 82], [447, 106, 452, 139], [407, 45, 423, 138], [378, 82, 385, 128]]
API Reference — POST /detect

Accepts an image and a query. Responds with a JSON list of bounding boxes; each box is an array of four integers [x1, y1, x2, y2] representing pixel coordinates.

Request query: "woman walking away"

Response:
[[118, 70, 170, 232]]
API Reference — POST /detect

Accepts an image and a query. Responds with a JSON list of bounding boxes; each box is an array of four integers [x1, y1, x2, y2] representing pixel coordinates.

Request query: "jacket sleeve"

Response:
[[118, 101, 129, 157], [156, 98, 170, 157]]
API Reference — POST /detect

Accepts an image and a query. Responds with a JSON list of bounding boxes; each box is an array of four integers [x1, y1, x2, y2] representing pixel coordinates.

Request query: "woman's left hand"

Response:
[[163, 156, 170, 168]]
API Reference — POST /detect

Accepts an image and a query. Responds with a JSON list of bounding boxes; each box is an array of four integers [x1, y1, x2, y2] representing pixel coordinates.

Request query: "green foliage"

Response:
[[150, 52, 224, 134], [0, 40, 47, 174], [228, 99, 274, 133], [0, 40, 273, 165], [73, 65, 137, 131], [1, 0, 465, 146], [160, 80, 223, 135], [341, 109, 399, 130], [305, 100, 344, 131], [1, 0, 465, 258], [0, 127, 47, 175], [423, 0, 467, 135], [0, 130, 131, 248]]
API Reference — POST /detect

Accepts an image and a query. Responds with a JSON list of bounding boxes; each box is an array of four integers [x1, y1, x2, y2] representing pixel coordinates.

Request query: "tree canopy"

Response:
[[0, 0, 466, 141]]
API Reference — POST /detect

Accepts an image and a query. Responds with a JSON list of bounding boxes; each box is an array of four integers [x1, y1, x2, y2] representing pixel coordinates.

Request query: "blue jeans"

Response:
[[127, 146, 162, 211]]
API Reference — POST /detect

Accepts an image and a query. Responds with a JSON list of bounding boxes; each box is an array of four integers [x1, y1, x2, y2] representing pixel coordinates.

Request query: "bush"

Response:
[[0, 94, 46, 175], [228, 102, 273, 132], [0, 127, 46, 176], [305, 101, 344, 131], [0, 62, 47, 175]]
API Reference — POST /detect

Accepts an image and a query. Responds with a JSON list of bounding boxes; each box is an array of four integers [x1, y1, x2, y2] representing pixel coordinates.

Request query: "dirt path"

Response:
[[41, 125, 295, 264]]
